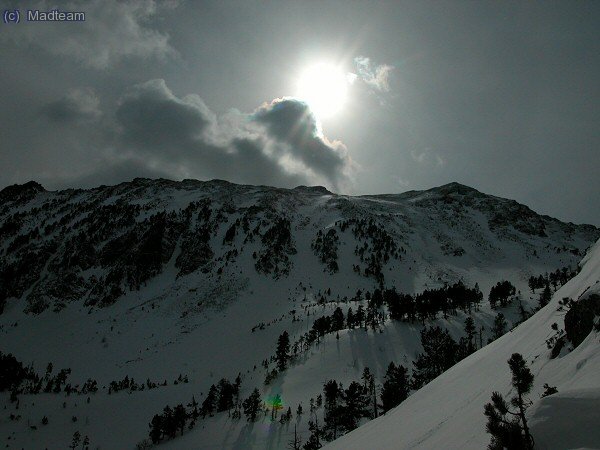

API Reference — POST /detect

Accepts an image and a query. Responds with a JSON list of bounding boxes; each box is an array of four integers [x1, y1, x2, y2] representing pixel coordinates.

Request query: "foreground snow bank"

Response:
[[326, 239, 600, 450]]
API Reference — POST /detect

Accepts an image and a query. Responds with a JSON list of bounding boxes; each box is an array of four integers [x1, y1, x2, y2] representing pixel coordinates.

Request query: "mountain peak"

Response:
[[293, 185, 333, 195], [433, 182, 482, 195]]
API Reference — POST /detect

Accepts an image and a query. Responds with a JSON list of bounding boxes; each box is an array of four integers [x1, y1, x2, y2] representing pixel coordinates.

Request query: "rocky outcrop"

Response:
[[565, 294, 600, 347]]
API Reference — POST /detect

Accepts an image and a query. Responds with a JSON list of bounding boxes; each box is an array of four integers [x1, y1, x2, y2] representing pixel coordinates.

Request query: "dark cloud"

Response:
[[41, 88, 101, 123], [253, 98, 354, 188], [1, 0, 175, 69], [116, 79, 212, 154], [103, 80, 351, 190]]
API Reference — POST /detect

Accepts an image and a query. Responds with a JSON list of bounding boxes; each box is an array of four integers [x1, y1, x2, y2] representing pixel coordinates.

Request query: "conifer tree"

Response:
[[303, 418, 323, 450], [217, 378, 235, 412], [355, 305, 365, 328], [149, 414, 163, 443], [489, 313, 508, 343], [412, 326, 458, 388], [331, 307, 345, 331], [323, 380, 343, 440], [340, 381, 369, 432], [162, 405, 176, 438], [538, 284, 552, 308], [188, 396, 200, 421], [276, 331, 291, 371], [271, 393, 283, 420], [173, 404, 187, 436], [242, 388, 262, 422], [464, 316, 476, 353], [69, 431, 81, 450], [361, 367, 377, 418], [346, 308, 354, 329], [288, 423, 302, 450], [484, 353, 534, 450], [381, 362, 410, 413], [201, 384, 218, 417]]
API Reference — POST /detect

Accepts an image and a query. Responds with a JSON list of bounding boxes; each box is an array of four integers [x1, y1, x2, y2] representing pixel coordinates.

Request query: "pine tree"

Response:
[[162, 405, 176, 438], [346, 308, 354, 329], [331, 307, 345, 331], [233, 373, 242, 404], [340, 381, 369, 432], [361, 367, 377, 418], [217, 378, 235, 412], [412, 326, 458, 389], [280, 406, 292, 423], [271, 393, 283, 420], [69, 431, 81, 450], [489, 280, 516, 308], [188, 396, 200, 420], [464, 317, 476, 353], [360, 367, 372, 391], [484, 353, 534, 450], [173, 404, 187, 436], [288, 423, 302, 450], [517, 295, 529, 323], [538, 284, 552, 308], [276, 331, 291, 371], [323, 380, 343, 440], [242, 388, 262, 422], [201, 384, 218, 417], [303, 418, 323, 450], [149, 414, 163, 443], [381, 362, 410, 413], [489, 313, 508, 343], [355, 305, 365, 328]]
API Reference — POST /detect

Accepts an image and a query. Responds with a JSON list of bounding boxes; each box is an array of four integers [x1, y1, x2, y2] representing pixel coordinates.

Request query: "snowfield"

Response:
[[0, 179, 598, 449], [325, 239, 600, 450]]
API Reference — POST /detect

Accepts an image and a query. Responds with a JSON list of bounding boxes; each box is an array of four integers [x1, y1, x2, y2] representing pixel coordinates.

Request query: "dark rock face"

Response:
[[565, 294, 600, 348], [0, 181, 45, 205]]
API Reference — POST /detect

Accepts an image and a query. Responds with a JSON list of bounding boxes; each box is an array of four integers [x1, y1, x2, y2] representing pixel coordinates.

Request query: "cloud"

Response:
[[81, 80, 355, 191], [410, 147, 445, 168], [116, 79, 213, 154], [41, 88, 101, 123], [252, 98, 354, 187], [2, 0, 175, 69], [353, 56, 394, 92]]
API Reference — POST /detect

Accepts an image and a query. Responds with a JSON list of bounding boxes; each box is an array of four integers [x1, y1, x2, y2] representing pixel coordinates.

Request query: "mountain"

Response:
[[325, 238, 600, 450], [0, 178, 598, 449]]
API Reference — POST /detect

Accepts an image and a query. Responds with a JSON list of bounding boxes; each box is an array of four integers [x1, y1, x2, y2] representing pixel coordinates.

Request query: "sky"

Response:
[[0, 1, 598, 225]]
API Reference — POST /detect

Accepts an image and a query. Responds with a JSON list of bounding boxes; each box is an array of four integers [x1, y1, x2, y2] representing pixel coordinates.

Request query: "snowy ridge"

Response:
[[325, 239, 600, 450]]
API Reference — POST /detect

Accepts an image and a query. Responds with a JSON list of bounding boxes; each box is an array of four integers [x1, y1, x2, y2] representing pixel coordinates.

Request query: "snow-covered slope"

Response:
[[325, 239, 600, 450], [0, 178, 597, 449]]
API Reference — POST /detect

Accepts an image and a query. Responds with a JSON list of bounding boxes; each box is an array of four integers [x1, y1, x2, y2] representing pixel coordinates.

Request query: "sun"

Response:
[[296, 63, 349, 120]]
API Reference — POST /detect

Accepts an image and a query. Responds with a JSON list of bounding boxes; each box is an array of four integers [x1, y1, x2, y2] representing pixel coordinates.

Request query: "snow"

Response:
[[0, 180, 598, 449], [325, 239, 600, 450]]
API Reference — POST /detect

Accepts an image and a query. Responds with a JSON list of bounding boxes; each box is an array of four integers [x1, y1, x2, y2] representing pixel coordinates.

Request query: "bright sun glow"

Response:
[[296, 63, 349, 120]]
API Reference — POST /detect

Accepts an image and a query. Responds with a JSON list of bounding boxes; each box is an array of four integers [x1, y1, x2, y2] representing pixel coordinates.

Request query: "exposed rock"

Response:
[[564, 294, 600, 347]]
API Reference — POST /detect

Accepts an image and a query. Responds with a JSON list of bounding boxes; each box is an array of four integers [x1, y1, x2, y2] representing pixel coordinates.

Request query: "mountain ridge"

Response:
[[1, 177, 598, 449], [1, 178, 598, 315]]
